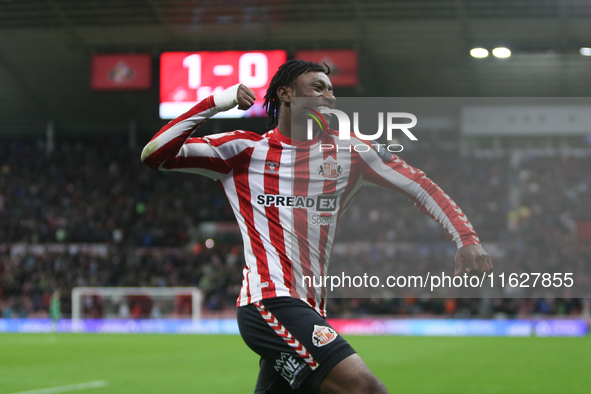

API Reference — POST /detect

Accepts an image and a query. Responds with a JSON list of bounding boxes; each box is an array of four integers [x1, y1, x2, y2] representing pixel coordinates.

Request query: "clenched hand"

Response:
[[454, 244, 493, 275], [237, 84, 256, 110]]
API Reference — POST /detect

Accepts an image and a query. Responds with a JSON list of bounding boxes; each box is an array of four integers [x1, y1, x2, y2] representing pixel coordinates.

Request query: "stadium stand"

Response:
[[1, 136, 589, 319]]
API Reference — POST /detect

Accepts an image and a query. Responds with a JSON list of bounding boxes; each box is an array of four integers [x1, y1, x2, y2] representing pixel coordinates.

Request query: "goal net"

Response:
[[71, 287, 202, 324]]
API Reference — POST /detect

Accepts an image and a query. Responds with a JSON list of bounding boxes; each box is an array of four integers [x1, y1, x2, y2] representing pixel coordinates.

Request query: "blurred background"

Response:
[[1, 0, 590, 328]]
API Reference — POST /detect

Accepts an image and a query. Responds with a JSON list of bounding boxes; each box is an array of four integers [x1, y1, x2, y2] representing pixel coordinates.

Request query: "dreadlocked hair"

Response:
[[263, 59, 330, 129]]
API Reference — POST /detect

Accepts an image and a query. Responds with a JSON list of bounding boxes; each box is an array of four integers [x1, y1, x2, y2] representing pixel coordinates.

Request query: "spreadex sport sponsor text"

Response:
[[256, 194, 337, 212], [310, 214, 336, 226]]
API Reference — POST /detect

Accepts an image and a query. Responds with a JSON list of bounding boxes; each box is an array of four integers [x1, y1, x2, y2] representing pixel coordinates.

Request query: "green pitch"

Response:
[[0, 334, 589, 393]]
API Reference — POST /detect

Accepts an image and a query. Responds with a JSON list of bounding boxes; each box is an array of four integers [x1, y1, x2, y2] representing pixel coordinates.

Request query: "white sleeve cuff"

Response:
[[213, 83, 241, 111]]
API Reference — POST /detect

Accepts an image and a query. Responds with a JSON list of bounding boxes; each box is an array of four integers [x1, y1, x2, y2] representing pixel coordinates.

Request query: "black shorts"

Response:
[[237, 297, 356, 394]]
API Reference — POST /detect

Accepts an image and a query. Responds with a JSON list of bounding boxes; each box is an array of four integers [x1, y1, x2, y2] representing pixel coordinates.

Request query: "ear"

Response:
[[277, 85, 293, 106]]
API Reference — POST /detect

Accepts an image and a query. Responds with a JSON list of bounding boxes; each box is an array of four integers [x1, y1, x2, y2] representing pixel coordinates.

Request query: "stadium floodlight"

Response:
[[580, 47, 591, 56], [492, 47, 511, 58], [470, 48, 489, 58]]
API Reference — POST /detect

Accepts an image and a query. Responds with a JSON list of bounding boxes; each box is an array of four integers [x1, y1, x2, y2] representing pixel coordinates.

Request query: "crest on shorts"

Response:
[[312, 325, 338, 347], [265, 160, 280, 174], [317, 157, 342, 179]]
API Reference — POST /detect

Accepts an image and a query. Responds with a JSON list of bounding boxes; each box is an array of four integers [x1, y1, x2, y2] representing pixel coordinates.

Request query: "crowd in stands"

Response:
[[0, 136, 589, 318], [0, 246, 243, 318], [0, 138, 233, 247]]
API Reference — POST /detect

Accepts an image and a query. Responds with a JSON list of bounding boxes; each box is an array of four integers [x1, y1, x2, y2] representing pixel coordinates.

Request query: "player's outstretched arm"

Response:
[[358, 147, 493, 274], [208, 83, 256, 112], [140, 84, 255, 169]]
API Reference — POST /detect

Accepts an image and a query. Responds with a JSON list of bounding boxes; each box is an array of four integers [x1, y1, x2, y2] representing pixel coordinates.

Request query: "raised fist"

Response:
[[237, 84, 256, 111], [213, 83, 256, 111]]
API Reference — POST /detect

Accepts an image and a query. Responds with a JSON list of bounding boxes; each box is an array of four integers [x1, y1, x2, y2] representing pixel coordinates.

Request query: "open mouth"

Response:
[[316, 103, 334, 113]]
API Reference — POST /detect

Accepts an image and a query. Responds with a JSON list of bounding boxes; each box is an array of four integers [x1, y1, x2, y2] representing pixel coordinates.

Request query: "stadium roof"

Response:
[[5, 1, 591, 27]]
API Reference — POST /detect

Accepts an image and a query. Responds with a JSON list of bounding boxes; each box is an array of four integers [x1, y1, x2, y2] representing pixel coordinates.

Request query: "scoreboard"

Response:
[[160, 50, 287, 119]]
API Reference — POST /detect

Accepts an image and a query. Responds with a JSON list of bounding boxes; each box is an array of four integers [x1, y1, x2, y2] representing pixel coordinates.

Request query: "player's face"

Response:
[[291, 72, 335, 126], [293, 72, 334, 99]]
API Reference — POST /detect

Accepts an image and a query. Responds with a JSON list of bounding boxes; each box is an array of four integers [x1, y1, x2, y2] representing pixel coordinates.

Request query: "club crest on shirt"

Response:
[[317, 157, 342, 179], [312, 325, 338, 347], [265, 160, 280, 174]]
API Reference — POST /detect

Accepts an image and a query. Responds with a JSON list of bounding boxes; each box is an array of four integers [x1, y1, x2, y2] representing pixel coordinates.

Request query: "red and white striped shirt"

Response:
[[142, 96, 480, 316]]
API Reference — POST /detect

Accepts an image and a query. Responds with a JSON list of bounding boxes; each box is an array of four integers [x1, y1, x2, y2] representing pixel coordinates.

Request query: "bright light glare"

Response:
[[205, 238, 215, 248], [580, 47, 591, 56], [492, 47, 511, 58], [470, 48, 489, 58]]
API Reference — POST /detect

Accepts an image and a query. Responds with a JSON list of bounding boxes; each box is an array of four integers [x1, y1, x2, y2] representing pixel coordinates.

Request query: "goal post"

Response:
[[71, 287, 202, 325]]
